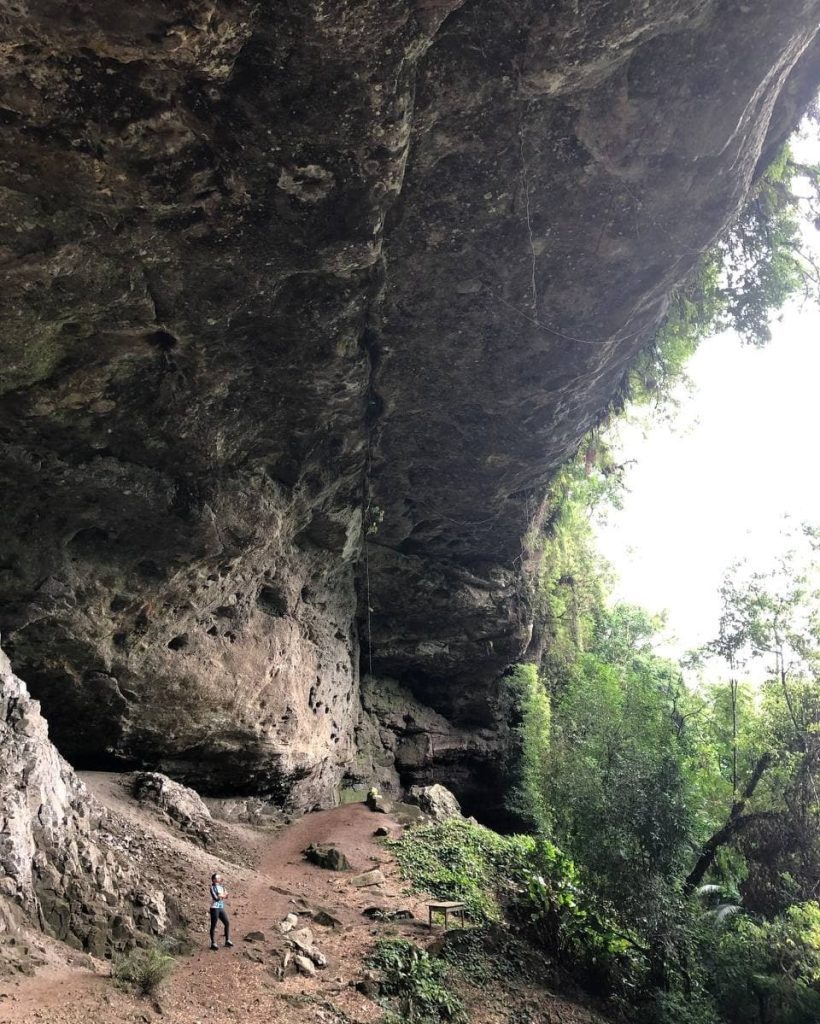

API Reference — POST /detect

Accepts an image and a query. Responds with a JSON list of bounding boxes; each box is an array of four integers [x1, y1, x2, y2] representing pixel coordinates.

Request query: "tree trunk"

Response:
[[684, 752, 774, 895]]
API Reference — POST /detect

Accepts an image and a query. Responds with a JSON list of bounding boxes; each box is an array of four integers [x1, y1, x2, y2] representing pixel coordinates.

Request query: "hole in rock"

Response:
[[146, 329, 178, 351], [265, 460, 299, 488], [256, 584, 288, 617], [167, 634, 189, 651], [136, 559, 164, 580], [206, 625, 218, 636], [67, 526, 110, 553], [295, 511, 347, 554], [110, 594, 128, 612]]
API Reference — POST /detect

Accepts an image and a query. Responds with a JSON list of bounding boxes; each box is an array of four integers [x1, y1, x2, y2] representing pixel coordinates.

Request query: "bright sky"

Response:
[[595, 124, 820, 662], [595, 309, 820, 660]]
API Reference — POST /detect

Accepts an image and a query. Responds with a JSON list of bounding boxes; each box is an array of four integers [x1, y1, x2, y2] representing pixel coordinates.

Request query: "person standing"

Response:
[[209, 872, 233, 950]]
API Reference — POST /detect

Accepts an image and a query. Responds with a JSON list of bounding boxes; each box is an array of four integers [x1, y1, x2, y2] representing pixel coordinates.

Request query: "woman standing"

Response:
[[209, 872, 233, 950]]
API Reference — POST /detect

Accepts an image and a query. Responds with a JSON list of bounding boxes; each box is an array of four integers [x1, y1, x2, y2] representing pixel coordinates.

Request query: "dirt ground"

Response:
[[0, 777, 608, 1024]]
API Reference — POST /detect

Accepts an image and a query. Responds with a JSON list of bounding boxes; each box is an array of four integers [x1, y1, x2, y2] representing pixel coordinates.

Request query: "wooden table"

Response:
[[427, 901, 467, 930]]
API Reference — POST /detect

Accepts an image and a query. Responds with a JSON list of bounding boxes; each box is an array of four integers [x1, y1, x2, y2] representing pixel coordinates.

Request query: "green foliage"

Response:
[[545, 641, 694, 923], [497, 664, 551, 830], [701, 538, 820, 915], [111, 943, 176, 996], [624, 144, 820, 415], [626, 253, 723, 412], [529, 445, 619, 692], [389, 817, 508, 921], [716, 146, 810, 347], [367, 939, 467, 1024], [708, 903, 820, 1024], [390, 818, 644, 985]]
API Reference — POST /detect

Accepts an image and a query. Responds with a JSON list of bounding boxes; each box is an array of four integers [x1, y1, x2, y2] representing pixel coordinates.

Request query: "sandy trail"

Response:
[[0, 800, 424, 1024], [1, 790, 608, 1024]]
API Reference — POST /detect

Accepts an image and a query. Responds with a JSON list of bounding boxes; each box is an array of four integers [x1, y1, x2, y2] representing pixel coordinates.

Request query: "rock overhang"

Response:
[[0, 0, 818, 805]]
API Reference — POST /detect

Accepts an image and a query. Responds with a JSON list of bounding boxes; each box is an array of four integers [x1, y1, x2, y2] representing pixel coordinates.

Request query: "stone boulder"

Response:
[[0, 646, 166, 957], [406, 784, 463, 822], [133, 771, 213, 844], [304, 843, 351, 872], [350, 868, 386, 888], [366, 786, 393, 814]]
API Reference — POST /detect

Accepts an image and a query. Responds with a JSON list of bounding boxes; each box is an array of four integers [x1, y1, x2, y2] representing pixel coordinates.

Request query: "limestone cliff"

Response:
[[0, 646, 167, 955], [0, 0, 818, 807]]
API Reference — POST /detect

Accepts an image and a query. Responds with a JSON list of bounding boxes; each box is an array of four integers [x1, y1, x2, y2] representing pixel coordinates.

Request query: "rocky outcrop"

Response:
[[0, 1, 818, 808], [406, 784, 463, 823], [133, 771, 214, 844], [0, 646, 167, 956], [352, 675, 500, 804]]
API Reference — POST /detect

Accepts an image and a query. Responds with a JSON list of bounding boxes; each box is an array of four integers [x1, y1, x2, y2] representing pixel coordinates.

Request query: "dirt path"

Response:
[[1, 801, 425, 1024], [1, 791, 610, 1024]]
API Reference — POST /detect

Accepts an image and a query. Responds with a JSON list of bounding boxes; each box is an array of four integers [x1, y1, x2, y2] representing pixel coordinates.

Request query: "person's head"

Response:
[[212, 873, 221, 884]]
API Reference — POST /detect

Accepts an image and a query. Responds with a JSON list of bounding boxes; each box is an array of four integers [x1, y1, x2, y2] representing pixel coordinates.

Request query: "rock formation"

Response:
[[0, 646, 167, 955], [0, 0, 818, 807], [133, 770, 215, 844]]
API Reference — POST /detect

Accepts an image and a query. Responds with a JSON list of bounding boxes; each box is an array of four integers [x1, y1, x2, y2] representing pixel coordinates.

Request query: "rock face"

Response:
[[0, 1, 818, 807], [0, 646, 166, 955], [353, 675, 500, 807], [133, 770, 214, 844], [406, 784, 463, 823]]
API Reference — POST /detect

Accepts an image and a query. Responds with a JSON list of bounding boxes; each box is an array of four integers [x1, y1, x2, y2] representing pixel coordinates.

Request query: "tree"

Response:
[[695, 535, 820, 913]]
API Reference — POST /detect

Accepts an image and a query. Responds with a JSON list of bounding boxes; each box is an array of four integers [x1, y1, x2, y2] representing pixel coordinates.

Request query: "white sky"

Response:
[[594, 125, 820, 662], [595, 309, 820, 660]]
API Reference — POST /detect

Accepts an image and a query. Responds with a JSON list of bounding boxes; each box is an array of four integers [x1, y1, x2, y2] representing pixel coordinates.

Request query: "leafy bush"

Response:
[[368, 938, 467, 1024], [111, 943, 176, 996], [708, 903, 820, 1024], [390, 818, 644, 986], [389, 817, 508, 921], [496, 664, 551, 831]]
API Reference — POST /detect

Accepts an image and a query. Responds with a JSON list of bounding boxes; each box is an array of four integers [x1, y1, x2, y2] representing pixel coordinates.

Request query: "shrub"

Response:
[[389, 817, 509, 921], [368, 938, 467, 1024], [708, 903, 820, 1024], [496, 664, 551, 831], [111, 943, 176, 996], [389, 818, 644, 985]]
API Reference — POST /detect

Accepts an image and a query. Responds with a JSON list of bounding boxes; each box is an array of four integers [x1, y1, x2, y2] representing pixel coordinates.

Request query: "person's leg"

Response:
[[220, 909, 232, 945], [210, 908, 219, 948]]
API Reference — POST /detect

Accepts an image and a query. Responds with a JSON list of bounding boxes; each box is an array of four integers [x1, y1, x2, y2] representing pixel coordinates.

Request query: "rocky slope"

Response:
[[0, 646, 166, 957], [1, 0, 819, 806]]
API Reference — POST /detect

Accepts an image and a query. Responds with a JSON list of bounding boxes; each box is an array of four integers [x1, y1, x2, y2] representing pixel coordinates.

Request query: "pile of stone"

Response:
[[277, 912, 328, 978]]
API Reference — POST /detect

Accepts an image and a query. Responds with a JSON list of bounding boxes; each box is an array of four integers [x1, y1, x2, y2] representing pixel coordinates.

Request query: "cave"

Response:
[[0, 0, 818, 817]]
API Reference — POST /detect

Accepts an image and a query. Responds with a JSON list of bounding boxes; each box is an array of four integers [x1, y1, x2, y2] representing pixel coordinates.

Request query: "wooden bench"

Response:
[[427, 900, 466, 930]]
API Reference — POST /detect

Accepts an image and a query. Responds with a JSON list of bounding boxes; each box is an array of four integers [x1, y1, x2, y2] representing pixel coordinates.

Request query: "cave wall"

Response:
[[0, 0, 819, 807], [0, 645, 166, 955]]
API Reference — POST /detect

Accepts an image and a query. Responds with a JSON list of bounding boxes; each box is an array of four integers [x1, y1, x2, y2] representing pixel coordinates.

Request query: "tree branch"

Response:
[[684, 752, 774, 895]]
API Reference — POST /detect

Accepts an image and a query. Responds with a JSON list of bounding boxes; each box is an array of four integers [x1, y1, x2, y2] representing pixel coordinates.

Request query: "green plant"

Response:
[[111, 943, 176, 996], [708, 903, 820, 1024], [389, 818, 641, 983], [368, 939, 467, 1024], [389, 817, 507, 921], [496, 664, 551, 830]]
